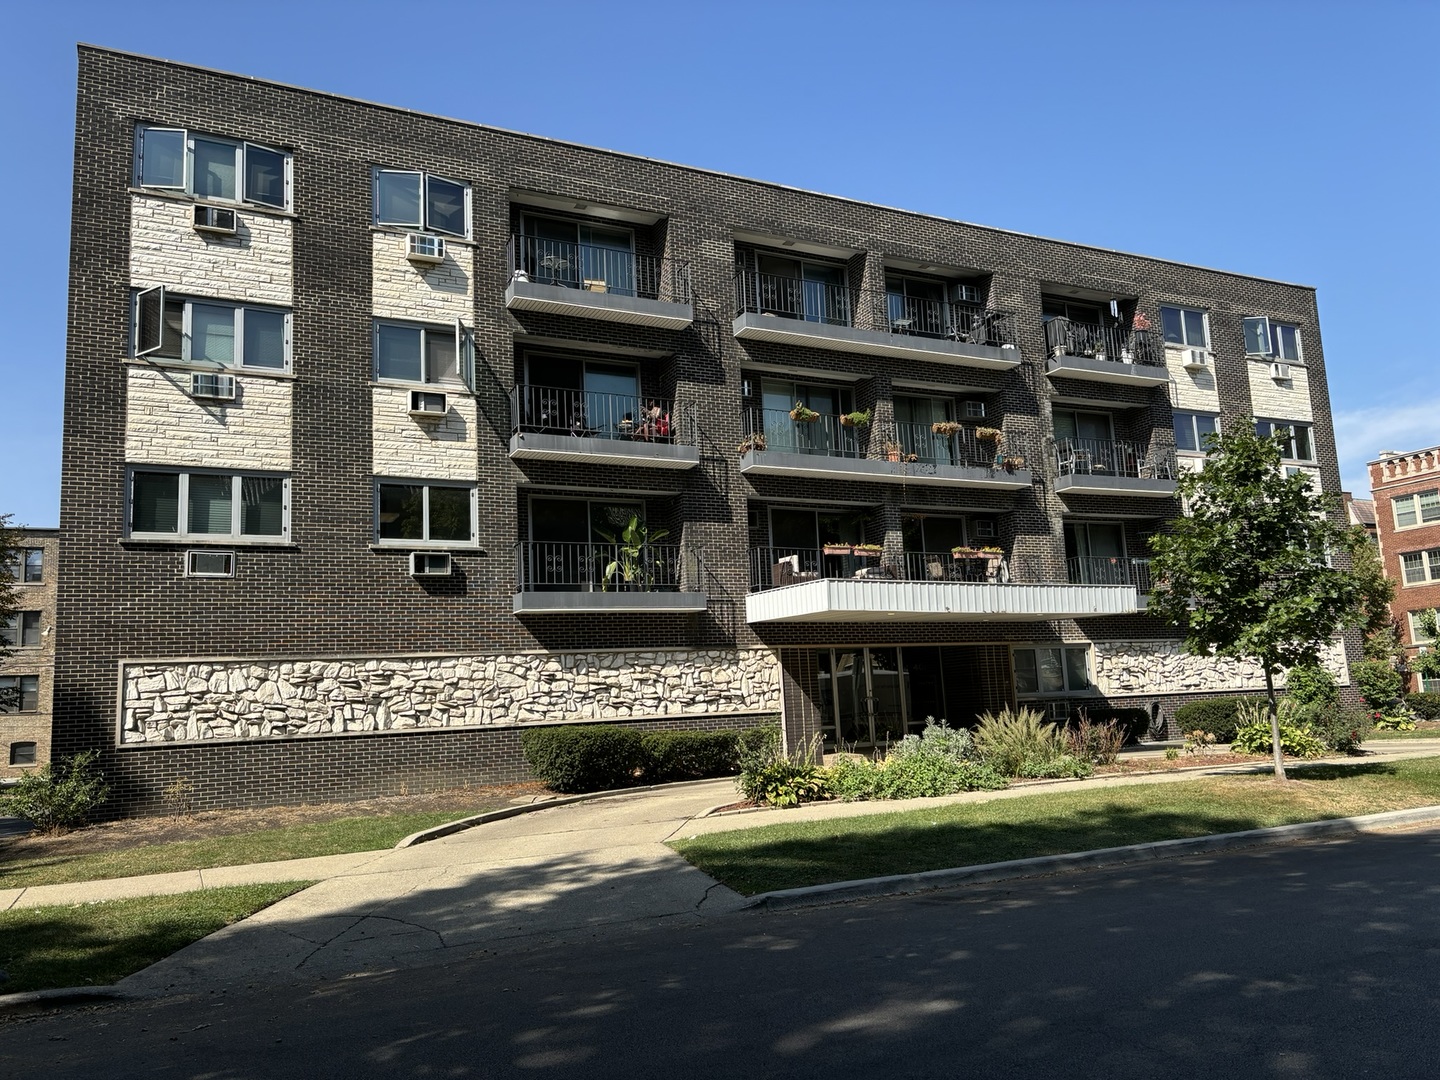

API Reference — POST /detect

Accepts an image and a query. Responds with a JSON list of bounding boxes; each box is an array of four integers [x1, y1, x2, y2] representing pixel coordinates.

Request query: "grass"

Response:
[[670, 757, 1440, 896], [0, 882, 311, 993], [0, 812, 471, 890], [1365, 724, 1440, 740]]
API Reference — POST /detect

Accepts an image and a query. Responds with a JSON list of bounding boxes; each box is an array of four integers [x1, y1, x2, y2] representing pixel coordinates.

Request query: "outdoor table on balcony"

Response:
[[539, 254, 572, 285], [890, 316, 914, 335]]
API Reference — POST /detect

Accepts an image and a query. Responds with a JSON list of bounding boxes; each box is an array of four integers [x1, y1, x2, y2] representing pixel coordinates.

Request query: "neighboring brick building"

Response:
[[2, 528, 58, 779], [1369, 447, 1440, 690], [1344, 491, 1377, 543], [58, 46, 1356, 814]]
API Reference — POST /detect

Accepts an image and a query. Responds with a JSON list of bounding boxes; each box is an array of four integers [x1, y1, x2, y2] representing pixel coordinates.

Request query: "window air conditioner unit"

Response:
[[185, 550, 235, 578], [1183, 350, 1210, 371], [1270, 362, 1292, 380], [963, 400, 986, 419], [191, 373, 237, 400], [406, 234, 446, 264], [193, 205, 237, 235], [409, 390, 447, 421], [410, 551, 452, 577]]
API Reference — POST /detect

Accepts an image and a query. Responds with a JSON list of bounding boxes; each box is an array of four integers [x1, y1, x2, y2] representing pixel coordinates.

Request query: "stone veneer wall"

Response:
[[130, 194, 293, 305], [120, 648, 780, 745], [125, 366, 293, 469], [1093, 638, 1349, 697]]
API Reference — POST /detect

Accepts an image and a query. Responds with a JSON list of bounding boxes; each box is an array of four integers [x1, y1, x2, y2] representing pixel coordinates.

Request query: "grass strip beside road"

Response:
[[670, 758, 1440, 896], [0, 882, 312, 994]]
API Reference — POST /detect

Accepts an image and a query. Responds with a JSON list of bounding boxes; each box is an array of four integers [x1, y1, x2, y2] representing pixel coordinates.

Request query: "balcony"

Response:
[[739, 410, 1032, 490], [1052, 438, 1178, 498], [505, 235, 693, 329], [509, 386, 699, 469], [513, 541, 707, 614], [1044, 320, 1168, 386], [1068, 556, 1154, 609], [745, 548, 1138, 623], [732, 273, 1021, 370]]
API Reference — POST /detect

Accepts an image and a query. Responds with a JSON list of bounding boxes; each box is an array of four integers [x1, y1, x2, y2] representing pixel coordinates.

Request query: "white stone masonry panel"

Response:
[[125, 366, 292, 470], [372, 385, 477, 481], [1094, 638, 1349, 697], [130, 195, 293, 305], [1164, 345, 1220, 413], [371, 233, 473, 322], [1247, 359, 1313, 423], [119, 649, 783, 745]]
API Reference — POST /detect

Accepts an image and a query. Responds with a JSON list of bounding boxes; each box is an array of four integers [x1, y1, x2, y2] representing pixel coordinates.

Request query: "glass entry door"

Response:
[[821, 647, 918, 750]]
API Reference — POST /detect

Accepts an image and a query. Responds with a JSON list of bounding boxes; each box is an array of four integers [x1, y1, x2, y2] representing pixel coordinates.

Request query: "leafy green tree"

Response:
[[1410, 609, 1440, 690], [0, 514, 19, 712], [1148, 429, 1368, 779]]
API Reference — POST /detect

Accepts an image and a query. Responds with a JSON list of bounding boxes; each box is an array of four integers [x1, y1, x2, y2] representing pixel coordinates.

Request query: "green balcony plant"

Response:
[[789, 401, 820, 423], [840, 409, 871, 429], [597, 514, 671, 591]]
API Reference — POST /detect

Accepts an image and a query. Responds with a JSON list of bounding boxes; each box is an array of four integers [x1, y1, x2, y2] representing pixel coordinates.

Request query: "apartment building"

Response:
[[58, 47, 1354, 812], [3, 528, 58, 779], [1369, 447, 1440, 690]]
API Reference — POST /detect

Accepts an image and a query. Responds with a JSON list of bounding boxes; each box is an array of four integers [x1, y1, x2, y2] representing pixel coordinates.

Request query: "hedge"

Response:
[[1406, 693, 1440, 720], [519, 725, 746, 793], [1172, 697, 1268, 743]]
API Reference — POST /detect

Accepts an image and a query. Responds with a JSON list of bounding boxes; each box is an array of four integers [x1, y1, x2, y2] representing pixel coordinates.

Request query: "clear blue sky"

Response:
[[2, 0, 1436, 527]]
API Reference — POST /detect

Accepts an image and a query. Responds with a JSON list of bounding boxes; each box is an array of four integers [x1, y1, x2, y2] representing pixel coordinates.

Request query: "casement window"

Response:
[[1254, 420, 1315, 463], [1160, 305, 1209, 349], [1013, 646, 1093, 697], [1407, 610, 1438, 645], [0, 676, 39, 714], [0, 612, 41, 649], [133, 290, 291, 372], [1401, 549, 1440, 585], [1392, 489, 1440, 530], [9, 742, 37, 766], [374, 320, 474, 387], [128, 469, 289, 542], [373, 168, 470, 238], [1173, 412, 1220, 453], [1243, 317, 1303, 362], [134, 125, 290, 209], [4, 548, 43, 584], [375, 482, 477, 547]]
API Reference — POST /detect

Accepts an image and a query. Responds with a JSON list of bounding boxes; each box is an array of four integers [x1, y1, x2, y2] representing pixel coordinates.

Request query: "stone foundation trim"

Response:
[[1093, 638, 1350, 697]]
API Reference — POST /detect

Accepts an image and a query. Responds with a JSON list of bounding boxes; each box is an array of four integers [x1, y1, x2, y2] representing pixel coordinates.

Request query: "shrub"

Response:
[[1353, 659, 1403, 709], [1285, 663, 1339, 708], [0, 750, 110, 832], [889, 718, 976, 763], [973, 707, 1070, 777], [1070, 707, 1151, 745], [1298, 705, 1373, 753], [1373, 712, 1417, 732], [748, 760, 830, 807], [641, 731, 740, 783], [1172, 697, 1267, 743], [1183, 729, 1217, 756], [1065, 714, 1126, 765], [520, 726, 648, 793], [1405, 693, 1440, 720], [1014, 754, 1093, 780], [1231, 721, 1327, 758], [736, 723, 783, 801], [826, 755, 881, 801], [871, 754, 1007, 798]]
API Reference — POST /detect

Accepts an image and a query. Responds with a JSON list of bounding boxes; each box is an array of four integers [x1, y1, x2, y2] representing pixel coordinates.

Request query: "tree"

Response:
[[1148, 429, 1368, 779], [0, 514, 20, 712]]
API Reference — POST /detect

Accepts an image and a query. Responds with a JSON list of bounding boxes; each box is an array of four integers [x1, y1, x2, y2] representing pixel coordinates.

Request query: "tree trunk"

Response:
[[1264, 665, 1287, 781]]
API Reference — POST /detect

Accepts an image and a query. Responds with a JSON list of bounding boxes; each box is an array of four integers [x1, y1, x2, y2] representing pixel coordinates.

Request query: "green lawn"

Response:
[[670, 758, 1440, 896], [0, 882, 311, 993], [1364, 726, 1440, 740], [0, 812, 472, 890]]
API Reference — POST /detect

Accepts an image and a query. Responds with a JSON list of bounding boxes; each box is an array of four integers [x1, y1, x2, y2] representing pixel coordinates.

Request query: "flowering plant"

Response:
[[1132, 311, 1153, 331]]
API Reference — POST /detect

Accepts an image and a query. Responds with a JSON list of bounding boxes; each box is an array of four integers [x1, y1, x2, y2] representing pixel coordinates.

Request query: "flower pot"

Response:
[[822, 545, 852, 556]]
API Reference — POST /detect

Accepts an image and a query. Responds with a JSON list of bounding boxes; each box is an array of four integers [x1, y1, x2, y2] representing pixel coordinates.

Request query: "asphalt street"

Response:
[[4, 827, 1439, 1079]]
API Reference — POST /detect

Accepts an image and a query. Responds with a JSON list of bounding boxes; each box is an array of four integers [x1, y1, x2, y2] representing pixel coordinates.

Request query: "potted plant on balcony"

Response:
[[883, 440, 903, 462], [597, 514, 670, 592], [951, 545, 981, 559], [790, 401, 820, 423], [930, 420, 962, 437], [737, 433, 766, 455], [975, 426, 1003, 444], [1002, 453, 1026, 472], [852, 543, 883, 558], [822, 543, 853, 556], [839, 409, 871, 429]]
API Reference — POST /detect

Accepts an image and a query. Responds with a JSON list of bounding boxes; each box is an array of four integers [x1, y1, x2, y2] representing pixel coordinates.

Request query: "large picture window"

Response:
[[1013, 646, 1093, 697], [133, 290, 290, 371], [373, 168, 470, 238], [135, 125, 290, 209], [129, 470, 288, 542], [375, 482, 476, 547]]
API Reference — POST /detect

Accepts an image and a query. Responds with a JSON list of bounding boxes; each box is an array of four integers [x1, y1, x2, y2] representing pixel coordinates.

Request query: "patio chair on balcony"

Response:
[[1138, 447, 1175, 480], [1056, 444, 1093, 476], [772, 555, 819, 587]]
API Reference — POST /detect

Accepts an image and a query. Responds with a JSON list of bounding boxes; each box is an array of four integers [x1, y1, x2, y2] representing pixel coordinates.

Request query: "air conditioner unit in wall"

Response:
[[409, 390, 447, 421], [406, 234, 446, 264], [1270, 362, 1292, 380], [410, 552, 452, 577], [193, 205, 237, 235], [191, 373, 237, 400], [1183, 350, 1210, 371], [185, 550, 235, 578]]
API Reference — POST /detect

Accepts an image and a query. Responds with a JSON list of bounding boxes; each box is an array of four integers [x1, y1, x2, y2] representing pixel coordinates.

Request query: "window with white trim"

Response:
[[0, 676, 39, 714], [1392, 489, 1440, 530], [128, 470, 289, 542], [134, 125, 290, 209], [1013, 645, 1093, 697], [1401, 548, 1440, 585], [1407, 610, 1438, 645], [373, 168, 470, 238], [1160, 305, 1209, 349], [1254, 420, 1315, 463], [374, 320, 473, 387], [375, 482, 477, 547], [1173, 412, 1219, 453], [0, 612, 41, 649], [1243, 317, 1303, 362], [133, 290, 291, 371]]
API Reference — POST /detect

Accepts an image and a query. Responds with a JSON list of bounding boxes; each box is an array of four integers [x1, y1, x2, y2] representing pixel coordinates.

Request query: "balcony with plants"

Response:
[[1043, 309, 1168, 387], [510, 383, 699, 469]]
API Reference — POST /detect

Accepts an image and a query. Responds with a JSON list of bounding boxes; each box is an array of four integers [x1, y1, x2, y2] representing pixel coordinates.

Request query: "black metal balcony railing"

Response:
[[511, 385, 688, 444], [893, 421, 1029, 471], [1067, 556, 1154, 592], [1053, 438, 1177, 481], [735, 271, 853, 326], [508, 235, 691, 303], [515, 541, 698, 593], [750, 547, 1045, 591], [744, 407, 861, 459], [1045, 319, 1163, 366], [868, 292, 1020, 349]]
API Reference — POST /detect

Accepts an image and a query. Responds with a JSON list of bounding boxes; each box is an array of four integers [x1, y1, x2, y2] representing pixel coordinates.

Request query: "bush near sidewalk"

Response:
[[520, 724, 760, 793]]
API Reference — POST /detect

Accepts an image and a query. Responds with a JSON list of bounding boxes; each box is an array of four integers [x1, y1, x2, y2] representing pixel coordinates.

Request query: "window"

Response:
[[4, 548, 43, 584], [522, 216, 637, 296], [129, 470, 288, 542], [374, 320, 473, 387], [1392, 489, 1440, 530], [375, 482, 476, 546], [1160, 305, 1209, 349], [1401, 549, 1440, 585], [0, 676, 39, 714], [0, 612, 41, 648], [9, 742, 37, 766], [1408, 610, 1438, 645], [133, 290, 290, 371], [374, 169, 470, 238], [1254, 420, 1315, 462], [1013, 646, 1092, 697], [135, 125, 290, 209], [1243, 317, 1303, 362], [1173, 412, 1220, 453]]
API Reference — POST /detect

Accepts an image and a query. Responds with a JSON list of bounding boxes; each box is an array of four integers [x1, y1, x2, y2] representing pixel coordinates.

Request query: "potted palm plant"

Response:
[[883, 441, 902, 462], [597, 514, 670, 591]]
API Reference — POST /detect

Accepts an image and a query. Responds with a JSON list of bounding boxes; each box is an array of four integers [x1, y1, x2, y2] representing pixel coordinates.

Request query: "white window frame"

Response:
[[1392, 489, 1440, 530], [1255, 419, 1315, 463], [372, 168, 471, 239], [134, 124, 291, 210], [127, 468, 291, 543], [1407, 610, 1438, 645], [1160, 305, 1210, 349], [1401, 549, 1440, 586], [0, 611, 42, 650], [373, 319, 474, 389], [373, 480, 479, 549], [1173, 411, 1220, 454], [1011, 644, 1094, 699], [132, 288, 292, 373]]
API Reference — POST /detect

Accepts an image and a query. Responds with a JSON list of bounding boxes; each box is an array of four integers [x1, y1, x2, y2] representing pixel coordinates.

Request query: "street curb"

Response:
[[742, 803, 1440, 911], [0, 986, 132, 1015]]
